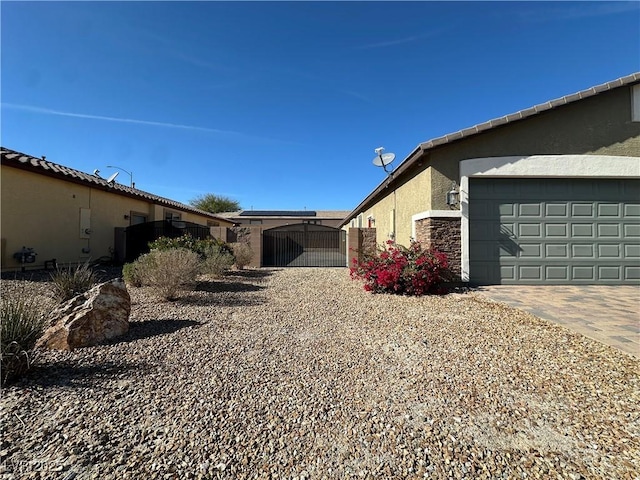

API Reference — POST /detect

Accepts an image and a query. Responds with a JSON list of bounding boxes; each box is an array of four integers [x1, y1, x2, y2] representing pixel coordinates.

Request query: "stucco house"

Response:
[[1, 147, 233, 272], [341, 73, 640, 285]]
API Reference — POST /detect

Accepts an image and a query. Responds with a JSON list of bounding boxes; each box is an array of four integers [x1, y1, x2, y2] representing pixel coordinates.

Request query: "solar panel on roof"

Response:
[[239, 210, 317, 217]]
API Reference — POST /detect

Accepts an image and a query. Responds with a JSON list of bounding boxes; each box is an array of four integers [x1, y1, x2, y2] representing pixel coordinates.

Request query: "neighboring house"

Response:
[[1, 147, 233, 271], [218, 210, 351, 229], [341, 73, 640, 285]]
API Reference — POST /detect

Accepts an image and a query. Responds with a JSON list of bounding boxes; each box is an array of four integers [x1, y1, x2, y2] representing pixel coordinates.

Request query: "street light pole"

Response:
[[106, 165, 134, 188]]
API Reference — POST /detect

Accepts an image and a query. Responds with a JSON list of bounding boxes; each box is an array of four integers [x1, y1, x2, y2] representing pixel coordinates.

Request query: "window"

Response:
[[357, 214, 363, 228], [633, 84, 640, 122], [165, 210, 182, 221], [130, 212, 147, 226], [303, 220, 321, 225], [249, 219, 263, 225]]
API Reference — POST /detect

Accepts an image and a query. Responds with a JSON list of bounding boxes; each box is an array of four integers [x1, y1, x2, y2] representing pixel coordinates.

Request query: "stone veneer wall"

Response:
[[414, 217, 461, 279], [347, 228, 377, 266]]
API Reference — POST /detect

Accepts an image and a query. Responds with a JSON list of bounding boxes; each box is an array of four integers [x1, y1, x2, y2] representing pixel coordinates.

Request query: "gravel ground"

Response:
[[1, 268, 638, 479]]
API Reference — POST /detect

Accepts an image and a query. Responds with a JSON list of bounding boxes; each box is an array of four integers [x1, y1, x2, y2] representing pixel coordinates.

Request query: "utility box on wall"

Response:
[[80, 208, 91, 239]]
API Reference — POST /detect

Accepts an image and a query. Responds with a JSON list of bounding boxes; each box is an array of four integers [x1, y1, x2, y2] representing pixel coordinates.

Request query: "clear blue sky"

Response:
[[2, 1, 639, 211]]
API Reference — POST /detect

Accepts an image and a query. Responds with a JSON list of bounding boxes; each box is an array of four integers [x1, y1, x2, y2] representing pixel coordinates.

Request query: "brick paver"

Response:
[[474, 285, 640, 358]]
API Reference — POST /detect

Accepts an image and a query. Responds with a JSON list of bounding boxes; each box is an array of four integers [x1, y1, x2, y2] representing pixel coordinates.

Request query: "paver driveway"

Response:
[[473, 285, 640, 358]]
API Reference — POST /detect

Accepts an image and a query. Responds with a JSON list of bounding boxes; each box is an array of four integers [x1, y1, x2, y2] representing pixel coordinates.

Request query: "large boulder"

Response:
[[36, 279, 131, 351]]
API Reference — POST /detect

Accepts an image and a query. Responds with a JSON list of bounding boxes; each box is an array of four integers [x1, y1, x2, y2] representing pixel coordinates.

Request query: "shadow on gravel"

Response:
[[195, 280, 266, 293], [16, 360, 147, 388], [106, 319, 201, 344], [224, 269, 279, 281], [177, 293, 266, 307]]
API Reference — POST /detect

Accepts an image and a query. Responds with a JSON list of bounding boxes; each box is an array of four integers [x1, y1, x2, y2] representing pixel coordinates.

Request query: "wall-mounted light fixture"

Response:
[[446, 181, 460, 207], [124, 214, 130, 220]]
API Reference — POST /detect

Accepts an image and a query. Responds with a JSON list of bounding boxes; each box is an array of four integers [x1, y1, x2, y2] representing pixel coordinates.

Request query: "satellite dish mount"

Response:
[[372, 147, 396, 176]]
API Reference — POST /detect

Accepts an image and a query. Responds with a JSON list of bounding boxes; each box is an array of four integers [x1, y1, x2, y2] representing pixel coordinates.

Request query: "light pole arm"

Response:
[[106, 165, 134, 188]]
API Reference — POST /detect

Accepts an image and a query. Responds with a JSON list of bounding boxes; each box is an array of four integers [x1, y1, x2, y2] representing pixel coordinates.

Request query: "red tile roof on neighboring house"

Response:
[[1, 146, 229, 222], [340, 72, 640, 226]]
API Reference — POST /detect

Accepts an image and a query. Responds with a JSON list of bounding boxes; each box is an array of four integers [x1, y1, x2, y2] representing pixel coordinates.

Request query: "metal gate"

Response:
[[262, 223, 347, 267]]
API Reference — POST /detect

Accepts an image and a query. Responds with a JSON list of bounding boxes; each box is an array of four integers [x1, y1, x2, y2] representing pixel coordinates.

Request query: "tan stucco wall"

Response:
[[356, 167, 432, 246], [1, 167, 151, 269], [1, 166, 231, 271]]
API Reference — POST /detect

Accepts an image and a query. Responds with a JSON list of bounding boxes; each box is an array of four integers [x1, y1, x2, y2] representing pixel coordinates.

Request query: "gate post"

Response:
[[348, 228, 377, 267], [247, 226, 262, 268]]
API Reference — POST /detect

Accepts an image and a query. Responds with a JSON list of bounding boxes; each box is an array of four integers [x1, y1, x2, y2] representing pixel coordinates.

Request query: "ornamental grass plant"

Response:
[[50, 262, 97, 303], [1, 290, 50, 385]]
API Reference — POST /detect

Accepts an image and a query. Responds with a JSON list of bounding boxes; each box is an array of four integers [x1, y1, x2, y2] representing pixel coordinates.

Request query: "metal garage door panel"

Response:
[[469, 178, 640, 285]]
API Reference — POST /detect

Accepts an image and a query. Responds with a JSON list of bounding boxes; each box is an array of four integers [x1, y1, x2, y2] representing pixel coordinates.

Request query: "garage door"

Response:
[[469, 178, 640, 284]]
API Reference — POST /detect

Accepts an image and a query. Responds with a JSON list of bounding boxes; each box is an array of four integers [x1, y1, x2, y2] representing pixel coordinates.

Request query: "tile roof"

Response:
[[1, 147, 229, 222]]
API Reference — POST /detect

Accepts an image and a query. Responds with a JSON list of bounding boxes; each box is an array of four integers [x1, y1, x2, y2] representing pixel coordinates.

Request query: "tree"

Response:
[[189, 193, 241, 213]]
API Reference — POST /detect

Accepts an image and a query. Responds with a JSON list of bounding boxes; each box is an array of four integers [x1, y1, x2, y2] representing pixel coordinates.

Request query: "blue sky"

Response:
[[2, 1, 639, 211]]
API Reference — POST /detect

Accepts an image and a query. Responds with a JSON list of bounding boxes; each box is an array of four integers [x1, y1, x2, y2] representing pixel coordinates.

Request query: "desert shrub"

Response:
[[50, 262, 97, 302], [122, 261, 145, 287], [149, 235, 232, 259], [1, 292, 49, 386], [231, 242, 253, 270], [201, 244, 235, 277], [350, 240, 450, 296], [135, 248, 201, 300]]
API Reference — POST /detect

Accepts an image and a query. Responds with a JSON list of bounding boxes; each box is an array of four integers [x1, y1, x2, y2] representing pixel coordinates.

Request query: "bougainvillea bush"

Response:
[[350, 240, 451, 296]]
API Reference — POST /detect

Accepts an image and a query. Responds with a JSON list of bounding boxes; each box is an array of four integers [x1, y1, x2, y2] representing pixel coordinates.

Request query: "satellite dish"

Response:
[[93, 169, 102, 178], [372, 153, 395, 167], [372, 147, 396, 174], [106, 172, 119, 184]]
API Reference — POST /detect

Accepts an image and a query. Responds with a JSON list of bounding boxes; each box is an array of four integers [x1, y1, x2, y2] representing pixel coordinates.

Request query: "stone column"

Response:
[[348, 228, 377, 267], [414, 217, 461, 279]]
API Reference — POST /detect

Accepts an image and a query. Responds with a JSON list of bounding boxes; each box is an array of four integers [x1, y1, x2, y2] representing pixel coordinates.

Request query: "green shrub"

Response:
[[149, 235, 232, 259], [50, 262, 97, 303], [231, 242, 253, 270], [122, 261, 144, 287], [201, 244, 235, 277], [136, 248, 201, 300], [1, 292, 50, 386]]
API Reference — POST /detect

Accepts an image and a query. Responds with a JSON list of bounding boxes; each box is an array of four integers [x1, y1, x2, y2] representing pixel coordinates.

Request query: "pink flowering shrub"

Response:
[[350, 240, 450, 296]]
